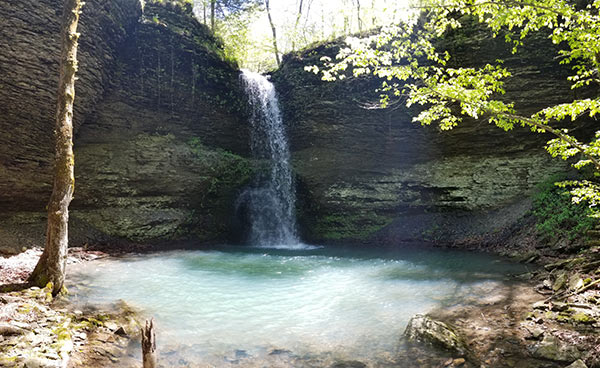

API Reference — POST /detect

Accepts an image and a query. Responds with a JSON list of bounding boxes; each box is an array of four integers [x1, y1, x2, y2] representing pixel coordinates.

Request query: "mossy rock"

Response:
[[532, 335, 582, 362], [571, 312, 595, 324], [404, 314, 469, 357]]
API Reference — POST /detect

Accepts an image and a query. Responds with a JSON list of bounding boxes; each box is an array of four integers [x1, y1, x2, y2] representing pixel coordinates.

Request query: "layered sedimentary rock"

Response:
[[0, 0, 251, 249], [272, 26, 579, 244], [0, 2, 589, 249]]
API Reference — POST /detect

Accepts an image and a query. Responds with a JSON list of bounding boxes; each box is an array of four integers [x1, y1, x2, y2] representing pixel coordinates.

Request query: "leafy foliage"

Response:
[[533, 176, 595, 241], [193, 0, 262, 65], [310, 0, 600, 214]]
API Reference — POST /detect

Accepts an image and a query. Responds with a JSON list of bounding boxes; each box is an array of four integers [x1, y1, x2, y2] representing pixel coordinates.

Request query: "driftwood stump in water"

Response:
[[142, 319, 157, 368]]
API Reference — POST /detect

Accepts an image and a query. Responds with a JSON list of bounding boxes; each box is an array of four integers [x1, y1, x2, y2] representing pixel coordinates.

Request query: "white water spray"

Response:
[[238, 70, 305, 249]]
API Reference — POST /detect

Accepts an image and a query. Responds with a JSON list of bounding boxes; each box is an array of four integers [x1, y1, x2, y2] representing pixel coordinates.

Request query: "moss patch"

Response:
[[313, 213, 393, 241]]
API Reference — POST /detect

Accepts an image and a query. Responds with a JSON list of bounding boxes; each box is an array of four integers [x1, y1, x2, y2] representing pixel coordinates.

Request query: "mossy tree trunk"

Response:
[[29, 0, 82, 296]]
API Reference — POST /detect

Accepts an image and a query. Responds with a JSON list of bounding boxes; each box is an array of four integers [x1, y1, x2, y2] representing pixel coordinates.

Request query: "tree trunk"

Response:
[[291, 0, 303, 51], [142, 319, 157, 368], [210, 0, 216, 31], [264, 0, 281, 66], [28, 0, 82, 296], [355, 0, 362, 32]]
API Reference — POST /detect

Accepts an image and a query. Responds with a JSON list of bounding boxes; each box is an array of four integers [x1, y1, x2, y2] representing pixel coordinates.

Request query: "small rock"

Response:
[[566, 360, 588, 368], [235, 350, 249, 359], [23, 357, 63, 368], [569, 273, 583, 290], [516, 272, 533, 280], [453, 357, 466, 366], [550, 302, 569, 312], [330, 361, 367, 368], [268, 349, 291, 355], [553, 272, 568, 292], [572, 312, 595, 324], [533, 301, 548, 310], [12, 321, 31, 329], [44, 352, 60, 360], [0, 323, 26, 335], [525, 327, 544, 340], [104, 321, 118, 331], [113, 326, 127, 337]]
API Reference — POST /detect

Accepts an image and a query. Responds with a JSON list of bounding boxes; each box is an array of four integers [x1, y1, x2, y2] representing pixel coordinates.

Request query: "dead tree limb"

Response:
[[142, 319, 157, 368]]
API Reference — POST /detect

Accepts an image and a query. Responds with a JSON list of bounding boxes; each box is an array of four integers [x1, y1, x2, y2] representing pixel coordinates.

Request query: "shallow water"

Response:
[[67, 245, 529, 365]]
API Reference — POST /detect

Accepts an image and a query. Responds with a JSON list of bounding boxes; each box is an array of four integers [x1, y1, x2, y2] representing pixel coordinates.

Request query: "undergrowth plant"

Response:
[[533, 175, 595, 242]]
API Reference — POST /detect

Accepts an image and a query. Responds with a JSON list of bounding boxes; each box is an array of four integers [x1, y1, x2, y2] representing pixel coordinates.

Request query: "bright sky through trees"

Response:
[[194, 0, 415, 71]]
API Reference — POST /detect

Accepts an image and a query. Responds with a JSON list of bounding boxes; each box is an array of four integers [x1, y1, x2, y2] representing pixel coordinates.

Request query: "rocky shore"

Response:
[[1, 242, 599, 368], [0, 249, 143, 368]]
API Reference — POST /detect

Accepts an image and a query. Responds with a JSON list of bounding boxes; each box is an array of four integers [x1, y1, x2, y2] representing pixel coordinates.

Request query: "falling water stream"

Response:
[[237, 70, 302, 248]]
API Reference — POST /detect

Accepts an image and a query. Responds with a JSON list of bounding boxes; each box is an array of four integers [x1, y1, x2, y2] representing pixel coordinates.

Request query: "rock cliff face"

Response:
[[0, 3, 588, 250], [0, 0, 251, 250], [272, 26, 578, 245]]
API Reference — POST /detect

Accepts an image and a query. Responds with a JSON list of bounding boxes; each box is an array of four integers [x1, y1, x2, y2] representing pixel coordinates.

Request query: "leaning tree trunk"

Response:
[[29, 0, 82, 296]]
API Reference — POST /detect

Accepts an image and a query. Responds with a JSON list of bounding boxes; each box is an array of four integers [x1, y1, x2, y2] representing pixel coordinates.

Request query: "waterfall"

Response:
[[238, 70, 301, 248]]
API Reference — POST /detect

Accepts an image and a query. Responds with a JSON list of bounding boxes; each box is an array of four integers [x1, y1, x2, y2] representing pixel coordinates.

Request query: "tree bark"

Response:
[[28, 0, 81, 296], [142, 319, 157, 368], [264, 0, 281, 66], [291, 0, 303, 51], [210, 0, 216, 31], [355, 0, 362, 32]]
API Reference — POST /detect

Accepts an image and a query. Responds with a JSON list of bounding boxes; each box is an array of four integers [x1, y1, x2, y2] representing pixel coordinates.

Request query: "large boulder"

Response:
[[530, 335, 583, 362], [404, 314, 469, 357]]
